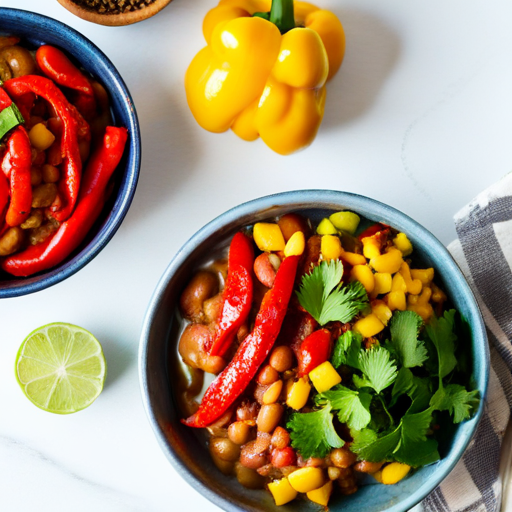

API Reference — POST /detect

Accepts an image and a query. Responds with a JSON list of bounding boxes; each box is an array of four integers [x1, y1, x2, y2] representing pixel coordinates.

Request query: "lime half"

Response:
[[15, 323, 107, 414]]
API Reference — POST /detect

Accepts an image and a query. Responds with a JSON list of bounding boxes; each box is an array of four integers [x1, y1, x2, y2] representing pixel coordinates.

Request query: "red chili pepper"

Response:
[[209, 232, 254, 357], [1, 126, 127, 277], [183, 255, 300, 428], [0, 87, 12, 110], [2, 126, 32, 227], [297, 328, 332, 377], [358, 223, 388, 240], [4, 75, 90, 222], [36, 46, 97, 120]]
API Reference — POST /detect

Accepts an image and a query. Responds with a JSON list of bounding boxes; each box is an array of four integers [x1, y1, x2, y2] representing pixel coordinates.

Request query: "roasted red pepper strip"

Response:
[[0, 87, 12, 110], [4, 75, 89, 222], [36, 46, 97, 120], [3, 126, 32, 227], [297, 328, 332, 377], [209, 232, 254, 357], [1, 126, 127, 277], [0, 172, 9, 223], [183, 254, 300, 428], [358, 223, 388, 240]]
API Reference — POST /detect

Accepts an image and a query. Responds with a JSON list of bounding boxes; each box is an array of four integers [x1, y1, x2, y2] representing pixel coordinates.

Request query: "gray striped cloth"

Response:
[[422, 173, 512, 512]]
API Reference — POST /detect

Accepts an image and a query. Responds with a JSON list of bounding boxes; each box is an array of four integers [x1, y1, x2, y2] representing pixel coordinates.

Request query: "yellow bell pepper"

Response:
[[185, 0, 345, 155]]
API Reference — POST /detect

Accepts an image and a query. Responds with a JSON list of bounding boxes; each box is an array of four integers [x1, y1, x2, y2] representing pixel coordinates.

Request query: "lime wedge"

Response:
[[15, 323, 107, 414]]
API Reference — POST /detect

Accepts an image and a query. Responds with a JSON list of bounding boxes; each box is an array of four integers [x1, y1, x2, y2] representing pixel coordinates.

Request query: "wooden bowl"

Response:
[[56, 0, 173, 26]]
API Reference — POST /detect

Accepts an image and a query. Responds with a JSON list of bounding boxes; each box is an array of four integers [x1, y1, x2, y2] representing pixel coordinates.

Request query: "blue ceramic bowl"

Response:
[[0, 8, 140, 298], [139, 190, 489, 512]]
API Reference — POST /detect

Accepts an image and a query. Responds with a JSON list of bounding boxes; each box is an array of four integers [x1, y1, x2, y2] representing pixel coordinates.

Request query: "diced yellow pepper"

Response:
[[309, 361, 341, 393], [268, 478, 298, 506], [350, 264, 375, 294], [431, 282, 447, 303], [321, 235, 343, 261], [284, 231, 305, 257], [381, 463, 411, 485], [387, 291, 406, 311], [353, 313, 385, 337], [253, 223, 285, 252], [288, 467, 325, 493], [362, 236, 381, 260], [307, 480, 333, 506], [393, 232, 413, 256], [399, 262, 422, 295], [329, 211, 360, 235], [287, 377, 311, 410], [29, 123, 56, 151], [391, 272, 407, 293], [340, 250, 366, 266], [373, 272, 392, 295], [317, 218, 338, 235], [411, 268, 434, 286], [371, 300, 392, 325], [370, 248, 403, 274], [407, 287, 433, 321]]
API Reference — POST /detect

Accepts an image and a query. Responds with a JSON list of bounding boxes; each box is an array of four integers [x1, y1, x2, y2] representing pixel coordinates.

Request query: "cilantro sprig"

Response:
[[296, 260, 368, 325]]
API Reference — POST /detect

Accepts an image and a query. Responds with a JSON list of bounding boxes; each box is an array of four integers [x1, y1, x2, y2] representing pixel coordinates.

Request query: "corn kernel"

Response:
[[350, 264, 375, 294], [287, 377, 311, 410], [431, 282, 447, 303], [381, 463, 411, 485], [284, 230, 305, 257], [316, 218, 337, 235], [268, 478, 298, 506], [411, 268, 434, 285], [387, 291, 406, 311], [362, 236, 381, 260], [373, 273, 392, 295], [321, 235, 343, 261], [29, 123, 55, 151], [307, 480, 333, 506], [399, 262, 422, 295], [329, 211, 360, 235], [393, 232, 413, 256], [309, 361, 341, 393], [288, 467, 325, 493], [391, 272, 407, 293], [340, 250, 366, 266], [370, 248, 403, 274], [407, 287, 433, 321], [253, 223, 285, 252], [263, 380, 283, 404], [372, 300, 392, 325], [353, 313, 385, 337]]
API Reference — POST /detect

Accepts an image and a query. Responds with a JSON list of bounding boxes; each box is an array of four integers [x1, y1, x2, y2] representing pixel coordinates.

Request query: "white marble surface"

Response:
[[1, 0, 512, 510]]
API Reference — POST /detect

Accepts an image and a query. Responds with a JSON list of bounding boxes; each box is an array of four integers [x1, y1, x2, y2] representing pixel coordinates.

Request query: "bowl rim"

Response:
[[139, 189, 490, 512], [0, 7, 141, 299]]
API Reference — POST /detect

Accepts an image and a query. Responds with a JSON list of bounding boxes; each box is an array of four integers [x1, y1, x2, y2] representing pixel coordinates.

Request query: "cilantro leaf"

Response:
[[316, 385, 372, 431], [287, 404, 344, 458], [425, 310, 458, 379], [331, 330, 363, 369], [351, 427, 401, 462], [0, 102, 24, 141], [430, 384, 480, 423], [389, 311, 428, 368], [390, 367, 415, 405], [390, 368, 432, 412], [297, 261, 368, 326], [353, 347, 398, 394]]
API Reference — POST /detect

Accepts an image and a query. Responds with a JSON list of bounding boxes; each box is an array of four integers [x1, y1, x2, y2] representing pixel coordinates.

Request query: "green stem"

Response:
[[269, 0, 295, 34], [378, 395, 394, 427]]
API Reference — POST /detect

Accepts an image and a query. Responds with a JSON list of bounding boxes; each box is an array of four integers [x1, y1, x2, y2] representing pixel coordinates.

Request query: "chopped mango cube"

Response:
[[329, 211, 360, 235], [284, 231, 305, 257], [350, 264, 375, 294], [370, 248, 403, 274], [268, 478, 298, 506], [253, 223, 285, 252], [29, 123, 56, 151], [353, 313, 385, 337], [309, 361, 342, 393], [321, 235, 343, 261], [411, 268, 434, 285], [381, 463, 411, 485], [391, 272, 407, 293], [393, 232, 413, 256], [317, 218, 338, 235], [373, 272, 392, 295], [387, 291, 406, 311], [399, 262, 422, 295], [372, 300, 392, 325], [307, 480, 333, 506], [362, 236, 381, 260], [340, 250, 366, 266], [287, 377, 311, 410], [431, 282, 447, 303], [288, 467, 325, 493]]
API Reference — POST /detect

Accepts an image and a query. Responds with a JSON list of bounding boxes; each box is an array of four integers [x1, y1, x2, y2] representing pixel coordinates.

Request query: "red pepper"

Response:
[[183, 254, 300, 428], [209, 232, 254, 357], [4, 75, 90, 222], [0, 172, 9, 224], [0, 87, 12, 110], [297, 328, 332, 377], [1, 126, 127, 277], [36, 46, 97, 120], [358, 223, 388, 240], [2, 126, 32, 227]]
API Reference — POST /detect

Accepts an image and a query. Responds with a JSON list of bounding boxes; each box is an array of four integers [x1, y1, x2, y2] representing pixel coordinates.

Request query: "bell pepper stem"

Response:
[[269, 0, 295, 34]]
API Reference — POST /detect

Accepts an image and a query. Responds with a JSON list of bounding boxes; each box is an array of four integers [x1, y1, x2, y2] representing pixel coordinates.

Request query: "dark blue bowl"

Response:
[[140, 190, 489, 512], [0, 8, 140, 298]]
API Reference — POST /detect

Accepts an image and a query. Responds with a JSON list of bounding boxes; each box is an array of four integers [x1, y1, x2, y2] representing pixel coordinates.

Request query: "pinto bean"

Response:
[[271, 426, 290, 450], [257, 404, 283, 434], [178, 324, 226, 374], [278, 213, 310, 241], [240, 432, 271, 469], [209, 437, 240, 462], [0, 227, 24, 256], [257, 365, 279, 386], [330, 447, 357, 468], [179, 271, 219, 321], [253, 253, 279, 288], [31, 183, 57, 208], [0, 45, 35, 80], [228, 421, 251, 445], [203, 292, 223, 324], [235, 463, 265, 489], [353, 461, 384, 474], [236, 401, 259, 422], [271, 447, 296, 468], [269, 346, 294, 372]]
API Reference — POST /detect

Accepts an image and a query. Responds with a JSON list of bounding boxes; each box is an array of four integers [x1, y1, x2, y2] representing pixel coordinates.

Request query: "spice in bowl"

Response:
[[71, 0, 157, 15]]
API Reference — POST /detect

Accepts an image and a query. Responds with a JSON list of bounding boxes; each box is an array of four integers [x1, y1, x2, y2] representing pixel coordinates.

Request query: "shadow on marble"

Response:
[[101, 336, 134, 390]]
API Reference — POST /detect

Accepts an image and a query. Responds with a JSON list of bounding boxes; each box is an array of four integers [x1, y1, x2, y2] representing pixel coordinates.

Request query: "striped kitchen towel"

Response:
[[423, 173, 512, 512]]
